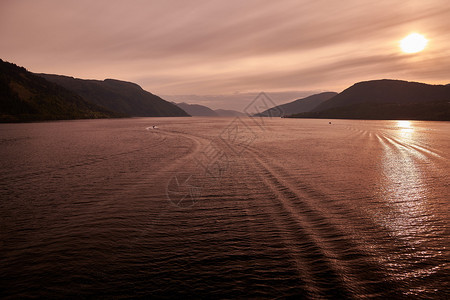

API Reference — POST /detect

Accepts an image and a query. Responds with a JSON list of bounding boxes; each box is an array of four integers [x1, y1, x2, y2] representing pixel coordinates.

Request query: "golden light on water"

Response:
[[397, 120, 411, 127], [397, 120, 412, 129], [400, 33, 428, 53], [397, 120, 414, 134], [381, 120, 428, 246]]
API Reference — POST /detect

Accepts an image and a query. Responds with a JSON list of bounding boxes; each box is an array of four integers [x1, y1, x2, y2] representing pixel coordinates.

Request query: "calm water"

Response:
[[1, 117, 449, 299]]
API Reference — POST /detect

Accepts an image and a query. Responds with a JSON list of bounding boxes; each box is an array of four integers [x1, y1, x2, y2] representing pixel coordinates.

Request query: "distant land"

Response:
[[255, 92, 337, 117], [288, 80, 450, 121], [39, 74, 189, 117], [2, 59, 449, 122], [175, 102, 218, 116], [0, 59, 120, 122], [214, 109, 245, 117], [1, 58, 190, 122], [162, 91, 317, 112], [175, 102, 244, 117]]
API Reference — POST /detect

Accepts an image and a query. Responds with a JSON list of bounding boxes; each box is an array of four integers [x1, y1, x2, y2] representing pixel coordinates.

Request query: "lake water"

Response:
[[1, 117, 449, 298]]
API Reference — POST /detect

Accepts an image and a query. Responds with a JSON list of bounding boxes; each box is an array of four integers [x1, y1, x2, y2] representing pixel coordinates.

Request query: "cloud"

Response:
[[1, 0, 448, 107]]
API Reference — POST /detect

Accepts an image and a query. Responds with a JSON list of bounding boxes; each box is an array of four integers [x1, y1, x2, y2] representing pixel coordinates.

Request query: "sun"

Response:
[[400, 33, 428, 53]]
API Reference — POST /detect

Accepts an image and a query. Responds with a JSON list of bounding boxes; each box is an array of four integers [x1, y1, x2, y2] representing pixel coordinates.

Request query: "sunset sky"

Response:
[[1, 0, 449, 109]]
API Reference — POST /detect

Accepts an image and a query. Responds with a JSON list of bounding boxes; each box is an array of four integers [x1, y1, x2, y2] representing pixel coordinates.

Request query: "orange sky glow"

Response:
[[1, 0, 449, 109]]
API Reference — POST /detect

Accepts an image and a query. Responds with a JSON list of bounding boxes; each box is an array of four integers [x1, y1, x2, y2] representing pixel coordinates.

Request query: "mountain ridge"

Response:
[[255, 92, 337, 117], [214, 109, 245, 117], [174, 102, 245, 117], [0, 59, 121, 122], [175, 102, 218, 116], [39, 74, 189, 117], [290, 79, 450, 121]]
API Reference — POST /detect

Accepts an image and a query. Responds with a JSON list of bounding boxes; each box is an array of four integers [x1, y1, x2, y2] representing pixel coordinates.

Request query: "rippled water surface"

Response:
[[1, 117, 449, 298]]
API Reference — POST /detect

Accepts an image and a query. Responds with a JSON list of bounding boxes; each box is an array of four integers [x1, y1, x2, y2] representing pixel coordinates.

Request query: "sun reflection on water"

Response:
[[377, 120, 432, 243], [397, 120, 414, 135], [373, 120, 440, 284]]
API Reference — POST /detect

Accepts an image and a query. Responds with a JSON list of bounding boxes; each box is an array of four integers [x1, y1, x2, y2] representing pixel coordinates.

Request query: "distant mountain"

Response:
[[254, 92, 337, 117], [39, 74, 189, 117], [290, 79, 450, 121], [0, 59, 120, 122], [214, 109, 245, 117], [313, 79, 450, 111], [174, 102, 245, 117], [175, 102, 218, 116]]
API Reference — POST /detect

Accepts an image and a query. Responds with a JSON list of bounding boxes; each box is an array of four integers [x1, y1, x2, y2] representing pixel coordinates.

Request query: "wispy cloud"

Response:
[[1, 0, 448, 106]]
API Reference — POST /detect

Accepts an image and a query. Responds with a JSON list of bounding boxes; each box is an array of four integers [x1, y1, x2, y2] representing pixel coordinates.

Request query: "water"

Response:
[[1, 117, 449, 299]]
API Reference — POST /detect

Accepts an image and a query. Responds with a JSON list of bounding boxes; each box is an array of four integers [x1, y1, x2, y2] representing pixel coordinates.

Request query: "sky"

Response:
[[1, 0, 449, 110]]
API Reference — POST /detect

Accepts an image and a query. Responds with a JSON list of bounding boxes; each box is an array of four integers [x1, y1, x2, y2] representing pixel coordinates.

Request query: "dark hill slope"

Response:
[[290, 80, 450, 121], [314, 79, 450, 111], [175, 102, 218, 116], [0, 59, 118, 122], [39, 74, 189, 117], [255, 92, 337, 117], [214, 109, 245, 117]]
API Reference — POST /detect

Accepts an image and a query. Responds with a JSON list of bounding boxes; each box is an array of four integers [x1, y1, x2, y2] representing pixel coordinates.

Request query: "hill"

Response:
[[214, 109, 245, 117], [39, 74, 189, 117], [175, 102, 218, 116], [254, 92, 337, 117], [0, 59, 120, 122], [290, 80, 450, 121], [174, 102, 245, 117]]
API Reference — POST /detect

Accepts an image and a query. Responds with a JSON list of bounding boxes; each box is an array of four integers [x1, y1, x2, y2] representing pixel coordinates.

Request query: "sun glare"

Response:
[[397, 120, 411, 128], [400, 33, 428, 53], [397, 120, 414, 134]]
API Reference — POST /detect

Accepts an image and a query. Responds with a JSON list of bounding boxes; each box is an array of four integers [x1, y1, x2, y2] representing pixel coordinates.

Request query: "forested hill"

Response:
[[39, 74, 190, 117], [0, 59, 119, 122]]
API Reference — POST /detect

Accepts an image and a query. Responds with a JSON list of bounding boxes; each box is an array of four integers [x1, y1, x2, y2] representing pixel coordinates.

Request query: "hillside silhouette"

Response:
[[174, 102, 245, 117], [255, 92, 337, 117], [175, 102, 218, 116], [0, 59, 119, 122], [290, 80, 450, 121], [214, 109, 245, 117], [39, 74, 189, 117]]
